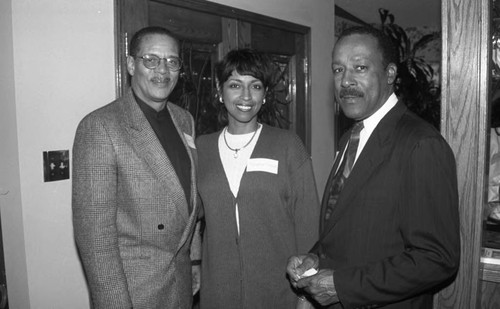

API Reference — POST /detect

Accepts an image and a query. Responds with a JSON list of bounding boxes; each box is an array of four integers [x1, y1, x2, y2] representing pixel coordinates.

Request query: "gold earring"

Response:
[[263, 98, 266, 104], [219, 96, 224, 104]]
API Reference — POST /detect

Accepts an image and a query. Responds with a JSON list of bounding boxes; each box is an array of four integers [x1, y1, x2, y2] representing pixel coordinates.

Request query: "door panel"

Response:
[[116, 0, 311, 150], [149, 1, 221, 44]]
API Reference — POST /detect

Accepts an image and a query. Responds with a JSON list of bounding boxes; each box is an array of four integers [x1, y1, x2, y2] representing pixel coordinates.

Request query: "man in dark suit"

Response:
[[287, 26, 460, 308], [72, 26, 200, 309]]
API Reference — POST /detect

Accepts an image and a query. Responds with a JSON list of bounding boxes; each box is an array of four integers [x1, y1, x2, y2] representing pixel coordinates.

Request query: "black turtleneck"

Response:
[[133, 92, 192, 209]]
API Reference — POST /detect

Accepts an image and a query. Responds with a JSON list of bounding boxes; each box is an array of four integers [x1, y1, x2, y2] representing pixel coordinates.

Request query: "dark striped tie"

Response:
[[324, 121, 364, 222]]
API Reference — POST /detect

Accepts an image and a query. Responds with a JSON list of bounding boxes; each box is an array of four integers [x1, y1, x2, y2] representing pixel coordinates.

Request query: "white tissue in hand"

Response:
[[299, 268, 318, 278]]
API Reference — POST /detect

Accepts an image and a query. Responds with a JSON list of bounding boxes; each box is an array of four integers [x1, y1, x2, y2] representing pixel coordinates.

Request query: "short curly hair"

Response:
[[128, 26, 179, 57], [337, 26, 399, 68]]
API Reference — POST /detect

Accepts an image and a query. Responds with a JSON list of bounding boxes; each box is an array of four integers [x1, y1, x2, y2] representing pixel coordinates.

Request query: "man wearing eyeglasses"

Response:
[[72, 26, 201, 309]]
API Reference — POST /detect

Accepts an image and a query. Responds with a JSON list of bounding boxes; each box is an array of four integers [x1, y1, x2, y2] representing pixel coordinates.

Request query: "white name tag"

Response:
[[183, 133, 196, 149], [247, 158, 278, 174]]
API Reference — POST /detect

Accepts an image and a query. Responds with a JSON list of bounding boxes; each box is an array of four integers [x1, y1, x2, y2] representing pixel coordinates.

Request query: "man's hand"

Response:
[[287, 254, 319, 286], [296, 269, 338, 306], [192, 265, 201, 295]]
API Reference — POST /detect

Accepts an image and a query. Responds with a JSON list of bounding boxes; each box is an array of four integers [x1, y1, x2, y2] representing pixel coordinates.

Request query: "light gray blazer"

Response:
[[72, 89, 200, 309]]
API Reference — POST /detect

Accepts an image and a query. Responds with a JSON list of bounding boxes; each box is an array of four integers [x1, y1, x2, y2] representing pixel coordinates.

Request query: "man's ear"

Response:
[[126, 56, 136, 76], [386, 63, 398, 85]]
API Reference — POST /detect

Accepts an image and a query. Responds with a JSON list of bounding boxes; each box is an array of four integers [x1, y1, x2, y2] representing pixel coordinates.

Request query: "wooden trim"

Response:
[[150, 0, 309, 34], [114, 0, 149, 98], [294, 33, 309, 150], [481, 262, 500, 283], [237, 21, 251, 49], [480, 280, 500, 307], [436, 0, 490, 308], [218, 18, 251, 58], [220, 17, 239, 56], [114, 0, 123, 99], [304, 31, 311, 152], [287, 54, 297, 134], [149, 1, 222, 44]]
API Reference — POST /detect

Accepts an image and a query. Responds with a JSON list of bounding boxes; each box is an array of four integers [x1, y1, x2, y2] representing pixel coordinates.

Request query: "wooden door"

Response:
[[114, 0, 311, 150]]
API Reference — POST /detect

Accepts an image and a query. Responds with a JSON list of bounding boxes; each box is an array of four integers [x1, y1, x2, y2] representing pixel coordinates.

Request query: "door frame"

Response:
[[114, 0, 312, 150], [437, 0, 491, 308]]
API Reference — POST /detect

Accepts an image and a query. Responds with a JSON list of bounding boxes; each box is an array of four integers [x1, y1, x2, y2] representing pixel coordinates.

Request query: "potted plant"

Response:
[[379, 8, 441, 129]]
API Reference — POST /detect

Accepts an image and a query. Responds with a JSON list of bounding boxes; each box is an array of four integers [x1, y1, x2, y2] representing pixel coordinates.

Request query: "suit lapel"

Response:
[[122, 90, 190, 222], [166, 102, 200, 251], [320, 102, 407, 238]]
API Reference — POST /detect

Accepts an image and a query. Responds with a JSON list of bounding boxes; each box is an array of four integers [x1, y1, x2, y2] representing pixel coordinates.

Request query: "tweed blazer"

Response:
[[72, 89, 200, 309]]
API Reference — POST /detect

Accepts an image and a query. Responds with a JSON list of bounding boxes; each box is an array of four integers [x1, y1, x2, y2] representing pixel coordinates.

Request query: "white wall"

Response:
[[0, 0, 335, 307], [0, 0, 30, 308], [1, 0, 115, 308], [208, 0, 337, 194]]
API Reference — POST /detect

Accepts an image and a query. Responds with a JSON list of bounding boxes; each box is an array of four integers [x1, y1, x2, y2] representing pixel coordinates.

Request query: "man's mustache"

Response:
[[339, 88, 364, 98]]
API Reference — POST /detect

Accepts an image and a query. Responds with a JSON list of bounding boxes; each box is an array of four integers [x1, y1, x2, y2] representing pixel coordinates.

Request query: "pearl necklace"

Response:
[[223, 125, 260, 158]]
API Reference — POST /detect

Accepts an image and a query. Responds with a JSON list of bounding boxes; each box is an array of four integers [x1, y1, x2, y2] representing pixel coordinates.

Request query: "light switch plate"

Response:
[[43, 150, 69, 182]]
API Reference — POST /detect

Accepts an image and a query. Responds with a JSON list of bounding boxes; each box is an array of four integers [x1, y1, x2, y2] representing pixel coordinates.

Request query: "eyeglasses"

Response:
[[136, 54, 183, 71]]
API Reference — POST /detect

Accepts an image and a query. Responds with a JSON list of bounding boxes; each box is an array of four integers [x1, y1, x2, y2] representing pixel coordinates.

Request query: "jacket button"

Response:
[[158, 224, 165, 230]]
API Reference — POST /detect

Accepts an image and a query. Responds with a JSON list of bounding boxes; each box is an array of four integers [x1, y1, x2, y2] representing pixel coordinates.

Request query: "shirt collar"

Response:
[[352, 93, 397, 163], [361, 93, 398, 135]]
